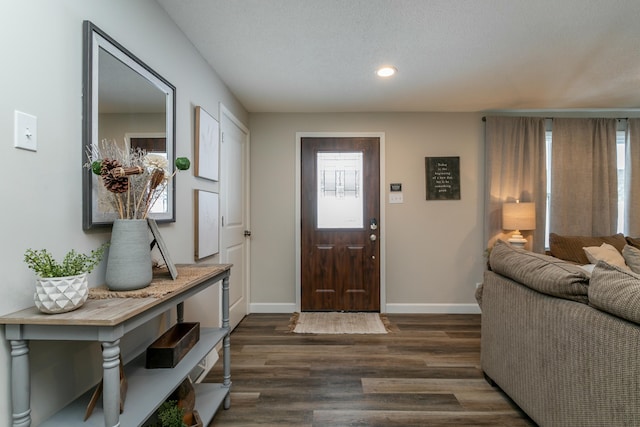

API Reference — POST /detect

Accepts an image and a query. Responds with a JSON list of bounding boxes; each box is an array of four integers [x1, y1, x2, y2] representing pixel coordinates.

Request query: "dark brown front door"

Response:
[[301, 137, 380, 311]]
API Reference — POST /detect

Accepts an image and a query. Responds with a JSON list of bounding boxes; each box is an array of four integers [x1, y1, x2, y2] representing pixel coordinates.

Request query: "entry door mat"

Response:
[[289, 312, 391, 334]]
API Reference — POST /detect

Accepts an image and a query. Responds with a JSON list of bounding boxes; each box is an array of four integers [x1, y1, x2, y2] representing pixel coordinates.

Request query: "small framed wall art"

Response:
[[425, 156, 461, 200], [195, 106, 219, 181], [194, 190, 220, 260]]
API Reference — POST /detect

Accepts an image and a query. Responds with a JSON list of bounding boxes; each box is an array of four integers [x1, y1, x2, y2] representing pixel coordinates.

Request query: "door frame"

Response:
[[295, 132, 386, 312]]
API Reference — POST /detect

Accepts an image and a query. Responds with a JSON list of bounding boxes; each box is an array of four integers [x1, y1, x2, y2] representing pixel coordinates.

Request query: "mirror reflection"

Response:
[[82, 21, 176, 229]]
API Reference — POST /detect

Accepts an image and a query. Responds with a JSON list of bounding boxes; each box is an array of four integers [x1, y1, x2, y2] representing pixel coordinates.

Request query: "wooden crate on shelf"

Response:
[[146, 322, 200, 369]]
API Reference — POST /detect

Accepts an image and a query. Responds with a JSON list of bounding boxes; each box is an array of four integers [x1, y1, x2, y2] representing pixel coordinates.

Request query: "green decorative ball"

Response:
[[175, 157, 191, 171], [91, 161, 102, 175]]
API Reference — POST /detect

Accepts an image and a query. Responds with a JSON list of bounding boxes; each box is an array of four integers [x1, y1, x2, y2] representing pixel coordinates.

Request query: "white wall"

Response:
[[0, 1, 247, 424], [248, 113, 485, 313]]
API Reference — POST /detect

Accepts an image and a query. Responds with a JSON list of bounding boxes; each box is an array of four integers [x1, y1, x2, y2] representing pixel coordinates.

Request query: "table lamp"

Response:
[[502, 201, 536, 248]]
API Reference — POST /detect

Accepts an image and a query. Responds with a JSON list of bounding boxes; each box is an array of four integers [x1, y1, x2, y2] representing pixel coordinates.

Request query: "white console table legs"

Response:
[[101, 340, 121, 427], [10, 340, 31, 427], [222, 276, 231, 409]]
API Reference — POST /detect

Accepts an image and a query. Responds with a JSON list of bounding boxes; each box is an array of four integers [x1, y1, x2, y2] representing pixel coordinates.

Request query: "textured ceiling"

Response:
[[157, 0, 640, 113]]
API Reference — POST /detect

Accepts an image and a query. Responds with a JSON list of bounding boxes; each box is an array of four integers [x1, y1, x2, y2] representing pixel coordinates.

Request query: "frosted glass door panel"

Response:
[[317, 152, 363, 229]]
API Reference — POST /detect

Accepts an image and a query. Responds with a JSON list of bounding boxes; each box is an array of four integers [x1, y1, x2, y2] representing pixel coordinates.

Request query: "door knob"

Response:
[[370, 234, 377, 241]]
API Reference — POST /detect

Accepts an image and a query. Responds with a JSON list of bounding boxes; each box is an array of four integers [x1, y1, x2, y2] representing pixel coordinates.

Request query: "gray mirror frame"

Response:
[[82, 21, 176, 230]]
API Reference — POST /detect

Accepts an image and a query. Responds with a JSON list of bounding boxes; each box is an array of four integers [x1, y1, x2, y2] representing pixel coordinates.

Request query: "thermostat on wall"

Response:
[[390, 183, 402, 192]]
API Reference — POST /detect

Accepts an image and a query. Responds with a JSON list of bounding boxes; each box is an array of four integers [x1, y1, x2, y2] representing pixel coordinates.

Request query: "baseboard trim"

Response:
[[249, 303, 297, 313], [248, 303, 481, 314], [385, 303, 481, 314]]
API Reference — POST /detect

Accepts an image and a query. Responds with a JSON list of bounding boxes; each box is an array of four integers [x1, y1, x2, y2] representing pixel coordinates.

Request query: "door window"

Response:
[[316, 151, 363, 229]]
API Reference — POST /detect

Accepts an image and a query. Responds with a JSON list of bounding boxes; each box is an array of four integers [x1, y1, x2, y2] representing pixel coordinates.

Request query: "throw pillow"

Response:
[[489, 240, 590, 303], [626, 236, 640, 250], [583, 243, 628, 269], [549, 233, 626, 264], [589, 261, 640, 324], [622, 244, 640, 274]]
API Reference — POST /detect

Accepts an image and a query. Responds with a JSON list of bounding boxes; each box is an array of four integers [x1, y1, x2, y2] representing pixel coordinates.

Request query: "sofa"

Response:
[[478, 238, 640, 426]]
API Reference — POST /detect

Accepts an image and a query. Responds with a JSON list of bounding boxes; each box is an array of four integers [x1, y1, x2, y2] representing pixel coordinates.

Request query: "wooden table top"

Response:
[[0, 264, 231, 326]]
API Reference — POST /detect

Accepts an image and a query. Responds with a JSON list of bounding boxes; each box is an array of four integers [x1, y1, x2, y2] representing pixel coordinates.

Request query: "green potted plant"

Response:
[[24, 243, 108, 314], [156, 400, 185, 427], [153, 394, 203, 427]]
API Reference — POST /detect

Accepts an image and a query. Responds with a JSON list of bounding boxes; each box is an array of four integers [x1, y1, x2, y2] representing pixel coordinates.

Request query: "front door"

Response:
[[301, 137, 380, 311]]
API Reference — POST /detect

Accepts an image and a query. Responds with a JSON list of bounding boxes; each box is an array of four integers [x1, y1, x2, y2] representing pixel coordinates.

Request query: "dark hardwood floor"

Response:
[[205, 313, 535, 427]]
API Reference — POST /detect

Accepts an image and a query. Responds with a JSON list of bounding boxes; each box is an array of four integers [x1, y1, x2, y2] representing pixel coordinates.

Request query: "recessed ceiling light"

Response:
[[376, 66, 397, 77]]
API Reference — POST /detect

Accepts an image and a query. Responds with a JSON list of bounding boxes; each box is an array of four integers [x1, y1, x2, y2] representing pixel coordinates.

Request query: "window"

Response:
[[545, 130, 552, 248], [545, 126, 627, 248], [616, 130, 626, 233], [316, 152, 364, 229]]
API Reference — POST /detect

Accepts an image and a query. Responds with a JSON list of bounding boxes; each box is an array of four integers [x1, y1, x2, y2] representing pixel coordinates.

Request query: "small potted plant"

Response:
[[156, 400, 186, 427], [153, 396, 203, 427], [24, 243, 108, 314], [156, 400, 202, 427]]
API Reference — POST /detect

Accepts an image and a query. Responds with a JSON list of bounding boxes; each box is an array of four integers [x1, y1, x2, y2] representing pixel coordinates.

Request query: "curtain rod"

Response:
[[482, 116, 629, 122]]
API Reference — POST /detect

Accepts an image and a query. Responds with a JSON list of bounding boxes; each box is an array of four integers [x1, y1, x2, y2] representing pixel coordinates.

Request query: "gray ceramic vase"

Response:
[[105, 219, 153, 291]]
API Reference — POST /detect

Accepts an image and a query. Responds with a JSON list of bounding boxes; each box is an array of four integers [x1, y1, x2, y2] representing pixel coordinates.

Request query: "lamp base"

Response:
[[508, 231, 527, 248]]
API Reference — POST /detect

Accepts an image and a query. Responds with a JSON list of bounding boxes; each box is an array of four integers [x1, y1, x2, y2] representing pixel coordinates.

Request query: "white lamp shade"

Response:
[[502, 202, 536, 231]]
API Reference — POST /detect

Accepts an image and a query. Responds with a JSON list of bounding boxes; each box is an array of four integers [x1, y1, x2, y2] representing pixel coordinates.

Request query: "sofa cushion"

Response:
[[622, 244, 640, 274], [583, 243, 628, 269], [489, 239, 590, 303], [589, 261, 640, 324], [549, 233, 626, 264]]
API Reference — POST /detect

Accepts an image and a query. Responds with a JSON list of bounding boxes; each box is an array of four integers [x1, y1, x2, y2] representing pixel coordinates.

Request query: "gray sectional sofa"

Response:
[[478, 239, 640, 426]]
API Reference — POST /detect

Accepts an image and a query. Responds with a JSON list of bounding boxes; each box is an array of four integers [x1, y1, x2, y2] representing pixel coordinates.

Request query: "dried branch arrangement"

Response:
[[86, 140, 190, 219]]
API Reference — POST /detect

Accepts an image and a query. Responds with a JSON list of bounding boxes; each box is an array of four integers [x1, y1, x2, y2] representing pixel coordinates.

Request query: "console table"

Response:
[[0, 264, 232, 427]]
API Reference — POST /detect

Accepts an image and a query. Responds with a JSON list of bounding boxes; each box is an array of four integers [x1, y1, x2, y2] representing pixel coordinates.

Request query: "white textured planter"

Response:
[[34, 272, 89, 314]]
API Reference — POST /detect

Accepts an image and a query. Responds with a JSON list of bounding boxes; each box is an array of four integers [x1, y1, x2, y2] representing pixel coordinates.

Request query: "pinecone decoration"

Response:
[[100, 159, 129, 193]]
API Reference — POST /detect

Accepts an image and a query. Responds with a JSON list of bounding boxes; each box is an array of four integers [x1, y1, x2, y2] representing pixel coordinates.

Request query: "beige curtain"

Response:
[[625, 118, 640, 236], [485, 117, 547, 253], [550, 118, 617, 236]]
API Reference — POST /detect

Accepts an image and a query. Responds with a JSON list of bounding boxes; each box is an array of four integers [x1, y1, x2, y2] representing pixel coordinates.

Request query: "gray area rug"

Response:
[[291, 312, 389, 334]]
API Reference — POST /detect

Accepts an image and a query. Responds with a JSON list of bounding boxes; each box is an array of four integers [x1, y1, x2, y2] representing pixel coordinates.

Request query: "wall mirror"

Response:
[[82, 20, 176, 230]]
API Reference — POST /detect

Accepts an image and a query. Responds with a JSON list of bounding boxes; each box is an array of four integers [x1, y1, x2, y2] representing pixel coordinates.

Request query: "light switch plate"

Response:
[[14, 110, 37, 151], [389, 193, 403, 204]]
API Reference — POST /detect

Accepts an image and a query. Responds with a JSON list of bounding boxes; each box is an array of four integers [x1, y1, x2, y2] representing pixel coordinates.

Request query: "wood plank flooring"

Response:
[[205, 313, 535, 427]]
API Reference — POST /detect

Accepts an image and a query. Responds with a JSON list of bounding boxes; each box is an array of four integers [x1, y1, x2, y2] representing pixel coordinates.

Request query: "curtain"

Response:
[[550, 118, 617, 236], [485, 117, 547, 253], [625, 118, 640, 236]]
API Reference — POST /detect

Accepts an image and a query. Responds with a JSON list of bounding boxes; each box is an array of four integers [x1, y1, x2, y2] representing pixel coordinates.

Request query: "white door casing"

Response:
[[220, 104, 250, 330]]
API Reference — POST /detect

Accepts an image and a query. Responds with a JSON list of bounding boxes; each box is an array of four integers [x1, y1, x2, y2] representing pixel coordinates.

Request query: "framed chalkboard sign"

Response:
[[425, 156, 461, 200]]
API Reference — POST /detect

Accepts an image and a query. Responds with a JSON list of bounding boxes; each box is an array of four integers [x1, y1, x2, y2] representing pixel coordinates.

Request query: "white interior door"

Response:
[[220, 105, 250, 331]]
